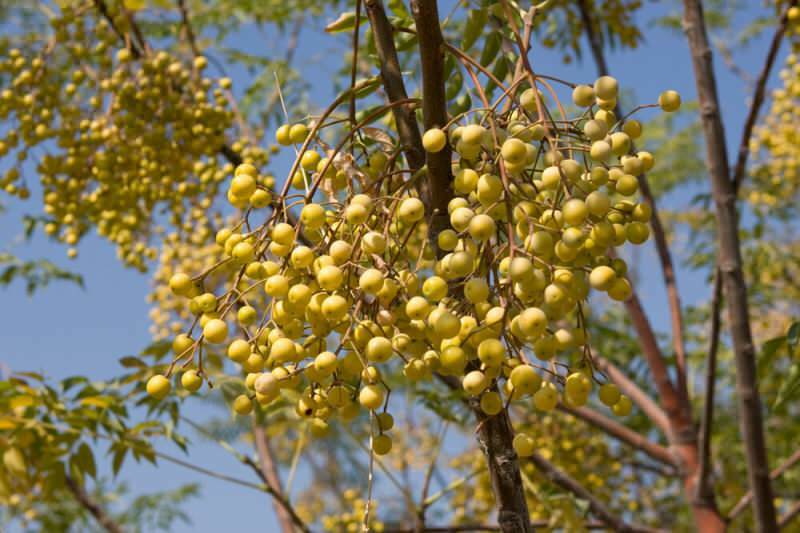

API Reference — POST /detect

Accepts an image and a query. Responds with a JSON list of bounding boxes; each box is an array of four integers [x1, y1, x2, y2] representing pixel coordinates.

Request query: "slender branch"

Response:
[[557, 404, 675, 466], [696, 270, 722, 502], [93, 0, 142, 58], [728, 448, 800, 521], [778, 501, 800, 529], [64, 474, 124, 533], [523, 454, 656, 533], [681, 1, 776, 530], [731, 1, 796, 193], [410, 0, 453, 237], [252, 420, 297, 533], [177, 0, 200, 56], [364, 0, 426, 172]]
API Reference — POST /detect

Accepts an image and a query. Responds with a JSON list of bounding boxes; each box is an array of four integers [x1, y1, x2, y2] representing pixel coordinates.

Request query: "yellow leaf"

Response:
[[0, 418, 19, 430], [124, 0, 147, 11], [9, 396, 35, 409], [80, 396, 112, 409]]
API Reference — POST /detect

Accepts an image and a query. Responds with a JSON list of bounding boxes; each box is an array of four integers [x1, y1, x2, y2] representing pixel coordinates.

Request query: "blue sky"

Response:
[[0, 1, 785, 531]]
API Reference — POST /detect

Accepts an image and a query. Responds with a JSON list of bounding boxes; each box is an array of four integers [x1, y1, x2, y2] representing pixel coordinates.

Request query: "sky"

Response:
[[0, 1, 786, 531]]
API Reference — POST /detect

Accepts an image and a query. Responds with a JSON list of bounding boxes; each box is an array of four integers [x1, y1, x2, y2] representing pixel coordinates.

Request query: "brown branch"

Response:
[[364, 0, 426, 172], [524, 453, 657, 533], [177, 0, 201, 57], [557, 404, 675, 466], [696, 270, 722, 502], [471, 393, 532, 533], [384, 521, 611, 532], [64, 474, 124, 533], [93, 0, 142, 59], [252, 420, 302, 533], [681, 0, 777, 530], [731, 1, 796, 193], [778, 501, 800, 529], [410, 0, 453, 237], [728, 448, 800, 521]]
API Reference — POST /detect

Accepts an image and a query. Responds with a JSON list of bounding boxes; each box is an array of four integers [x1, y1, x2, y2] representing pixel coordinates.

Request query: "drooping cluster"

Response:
[[0, 4, 265, 269], [150, 72, 680, 456]]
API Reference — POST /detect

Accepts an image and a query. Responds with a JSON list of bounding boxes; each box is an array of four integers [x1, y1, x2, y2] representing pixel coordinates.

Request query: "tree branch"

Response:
[[728, 448, 800, 521], [410, 0, 453, 236], [557, 404, 675, 466], [64, 474, 124, 533], [252, 420, 298, 533], [778, 501, 800, 530], [524, 453, 657, 533], [696, 270, 722, 502], [681, 1, 777, 530], [364, 0, 426, 172]]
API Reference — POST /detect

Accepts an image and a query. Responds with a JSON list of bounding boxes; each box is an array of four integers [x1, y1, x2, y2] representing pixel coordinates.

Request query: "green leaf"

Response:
[[463, 8, 488, 51], [76, 442, 96, 479], [774, 363, 800, 410], [787, 321, 800, 349], [480, 32, 501, 68], [325, 11, 366, 33]]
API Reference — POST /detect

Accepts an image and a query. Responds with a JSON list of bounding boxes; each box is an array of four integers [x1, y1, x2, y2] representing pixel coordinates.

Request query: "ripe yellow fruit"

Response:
[[367, 336, 393, 362], [533, 382, 558, 410], [589, 266, 617, 291], [359, 268, 384, 294], [562, 198, 588, 226], [463, 370, 489, 396], [289, 123, 309, 144], [594, 75, 618, 100], [169, 273, 193, 296], [203, 319, 228, 344], [398, 197, 425, 223], [300, 203, 326, 230], [513, 433, 535, 457], [501, 138, 527, 165], [572, 84, 595, 107], [173, 334, 194, 356], [454, 169, 479, 194], [598, 383, 621, 407], [255, 372, 278, 396], [276, 124, 292, 145], [272, 223, 295, 245], [372, 434, 393, 455], [317, 265, 344, 291], [464, 278, 489, 303], [181, 370, 203, 392], [230, 173, 257, 199], [461, 124, 486, 145], [658, 90, 681, 112], [480, 391, 503, 415], [612, 395, 633, 416], [314, 351, 338, 376], [377, 412, 394, 431], [270, 338, 297, 362], [509, 364, 541, 395], [468, 214, 496, 241], [478, 338, 505, 367], [227, 339, 252, 362], [146, 375, 171, 400], [233, 395, 254, 415], [359, 384, 385, 410], [422, 128, 447, 152], [2, 448, 26, 474]]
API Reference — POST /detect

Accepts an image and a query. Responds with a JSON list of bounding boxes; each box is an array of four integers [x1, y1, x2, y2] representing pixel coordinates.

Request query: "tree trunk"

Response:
[[681, 0, 777, 530]]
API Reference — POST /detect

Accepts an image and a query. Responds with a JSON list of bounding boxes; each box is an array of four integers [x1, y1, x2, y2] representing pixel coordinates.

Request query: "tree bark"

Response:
[[364, 0, 426, 173], [681, 0, 777, 530], [252, 421, 297, 533], [410, 0, 453, 237], [65, 474, 124, 533]]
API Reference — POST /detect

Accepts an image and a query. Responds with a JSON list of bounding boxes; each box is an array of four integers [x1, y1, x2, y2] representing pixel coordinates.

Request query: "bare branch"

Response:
[[557, 404, 675, 466], [364, 0, 426, 172], [728, 448, 800, 521], [681, 0, 777, 529], [410, 0, 453, 236], [252, 420, 298, 533], [64, 475, 124, 533]]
